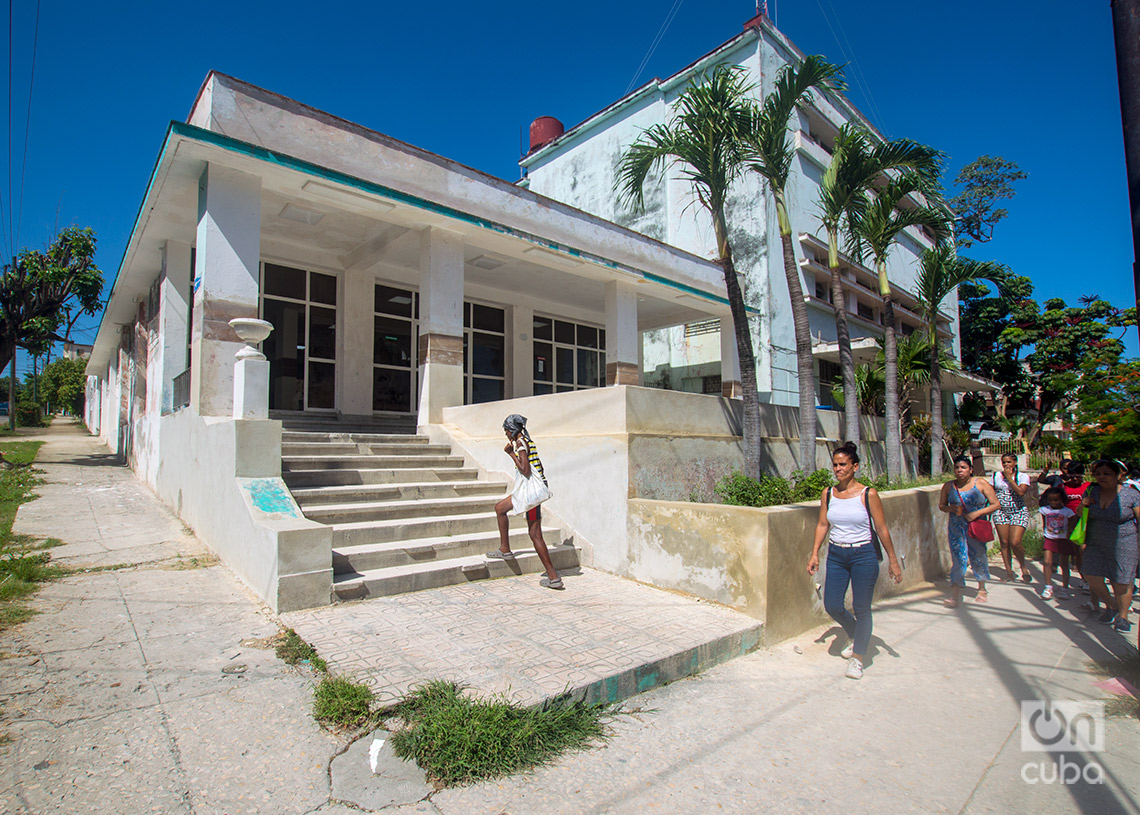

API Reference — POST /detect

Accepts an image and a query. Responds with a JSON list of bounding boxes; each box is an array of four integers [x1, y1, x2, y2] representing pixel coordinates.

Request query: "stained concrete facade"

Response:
[[520, 13, 961, 409]]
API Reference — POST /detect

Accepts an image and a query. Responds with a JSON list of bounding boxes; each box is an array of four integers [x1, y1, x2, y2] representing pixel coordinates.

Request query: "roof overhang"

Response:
[[90, 114, 736, 373]]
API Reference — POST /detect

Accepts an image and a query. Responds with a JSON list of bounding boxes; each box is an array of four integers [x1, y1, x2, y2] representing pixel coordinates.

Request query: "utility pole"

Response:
[[1111, 0, 1140, 342]]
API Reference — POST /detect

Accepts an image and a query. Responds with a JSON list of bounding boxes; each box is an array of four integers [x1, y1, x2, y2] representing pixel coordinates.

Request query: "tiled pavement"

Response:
[[281, 568, 763, 707]]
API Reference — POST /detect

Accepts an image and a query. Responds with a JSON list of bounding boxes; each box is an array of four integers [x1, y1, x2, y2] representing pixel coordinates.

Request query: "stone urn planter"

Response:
[[229, 318, 274, 361]]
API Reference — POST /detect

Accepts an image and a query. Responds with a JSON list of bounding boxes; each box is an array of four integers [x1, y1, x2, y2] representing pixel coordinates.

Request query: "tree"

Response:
[[957, 269, 1035, 410], [616, 66, 764, 477], [741, 54, 844, 471], [998, 296, 1132, 447], [1070, 349, 1140, 461], [41, 356, 88, 415], [818, 125, 943, 445], [0, 227, 103, 429], [949, 156, 1027, 248], [848, 173, 950, 479], [914, 245, 1005, 474]]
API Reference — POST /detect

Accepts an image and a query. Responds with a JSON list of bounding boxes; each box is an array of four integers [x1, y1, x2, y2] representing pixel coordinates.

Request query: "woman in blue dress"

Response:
[[939, 456, 1001, 607]]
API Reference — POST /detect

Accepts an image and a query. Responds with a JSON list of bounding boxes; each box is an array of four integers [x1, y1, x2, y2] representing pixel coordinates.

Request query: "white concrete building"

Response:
[[84, 71, 739, 610], [520, 13, 960, 412]]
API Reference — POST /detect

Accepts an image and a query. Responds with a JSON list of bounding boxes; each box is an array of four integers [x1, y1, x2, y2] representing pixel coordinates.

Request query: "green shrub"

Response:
[[713, 468, 835, 508], [313, 675, 376, 729], [790, 469, 834, 503], [387, 680, 609, 787], [14, 402, 45, 428], [1021, 527, 1044, 560]]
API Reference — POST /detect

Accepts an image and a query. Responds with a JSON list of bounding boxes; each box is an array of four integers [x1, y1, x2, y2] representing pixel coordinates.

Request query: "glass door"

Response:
[[373, 284, 417, 413], [261, 263, 338, 411]]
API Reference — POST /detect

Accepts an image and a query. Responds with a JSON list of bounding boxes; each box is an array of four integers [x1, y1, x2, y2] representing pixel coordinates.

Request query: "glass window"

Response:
[[555, 347, 574, 384], [308, 361, 335, 409], [471, 377, 504, 404], [373, 368, 411, 412], [310, 272, 337, 305], [374, 316, 412, 368], [375, 284, 413, 317], [308, 307, 336, 360], [534, 342, 552, 382], [577, 349, 600, 388], [473, 304, 504, 333], [533, 318, 552, 341], [263, 264, 306, 300], [471, 332, 504, 377], [554, 320, 575, 345], [577, 325, 598, 349]]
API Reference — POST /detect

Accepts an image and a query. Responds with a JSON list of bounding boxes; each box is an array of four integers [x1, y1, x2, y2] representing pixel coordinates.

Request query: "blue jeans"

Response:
[[824, 543, 880, 658]]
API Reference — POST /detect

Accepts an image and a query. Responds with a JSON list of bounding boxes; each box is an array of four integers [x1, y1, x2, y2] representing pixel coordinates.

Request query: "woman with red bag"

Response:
[[939, 456, 1001, 607]]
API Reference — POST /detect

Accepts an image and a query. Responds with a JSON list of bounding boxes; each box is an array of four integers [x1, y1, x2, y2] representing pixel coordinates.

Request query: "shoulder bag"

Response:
[[955, 481, 994, 543]]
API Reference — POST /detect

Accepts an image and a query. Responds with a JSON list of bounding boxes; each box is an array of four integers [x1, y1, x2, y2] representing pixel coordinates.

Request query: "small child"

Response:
[[1039, 486, 1077, 601]]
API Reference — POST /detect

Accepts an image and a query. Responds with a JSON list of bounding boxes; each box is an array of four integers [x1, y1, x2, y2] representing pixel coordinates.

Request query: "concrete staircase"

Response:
[[279, 423, 578, 601]]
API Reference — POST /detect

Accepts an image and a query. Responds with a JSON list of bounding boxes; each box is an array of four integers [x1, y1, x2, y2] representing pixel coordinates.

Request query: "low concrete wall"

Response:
[[151, 410, 332, 612], [628, 485, 951, 643]]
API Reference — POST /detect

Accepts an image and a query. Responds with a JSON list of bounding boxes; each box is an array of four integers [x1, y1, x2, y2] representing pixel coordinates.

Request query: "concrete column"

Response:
[[508, 304, 534, 398], [233, 358, 270, 419], [604, 280, 639, 385], [190, 164, 262, 417], [157, 241, 192, 414], [341, 267, 374, 417], [416, 227, 464, 427], [720, 316, 742, 398]]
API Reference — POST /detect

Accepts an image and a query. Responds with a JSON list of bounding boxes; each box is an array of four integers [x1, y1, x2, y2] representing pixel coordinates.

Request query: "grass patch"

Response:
[[1089, 653, 1140, 719], [386, 679, 610, 787], [0, 442, 63, 632], [314, 675, 376, 729], [275, 628, 328, 673]]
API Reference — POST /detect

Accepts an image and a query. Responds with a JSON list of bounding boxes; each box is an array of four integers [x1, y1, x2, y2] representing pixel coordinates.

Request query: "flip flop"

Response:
[[975, 592, 989, 603], [943, 598, 960, 608]]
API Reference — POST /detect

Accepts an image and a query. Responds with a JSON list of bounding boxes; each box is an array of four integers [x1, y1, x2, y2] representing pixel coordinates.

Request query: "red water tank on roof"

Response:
[[529, 116, 565, 153]]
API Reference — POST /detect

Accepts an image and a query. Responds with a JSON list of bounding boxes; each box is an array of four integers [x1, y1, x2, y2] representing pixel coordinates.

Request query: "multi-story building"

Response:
[[520, 13, 961, 411]]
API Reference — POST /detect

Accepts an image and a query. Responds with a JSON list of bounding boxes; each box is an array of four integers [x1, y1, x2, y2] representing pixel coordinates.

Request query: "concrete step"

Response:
[[281, 431, 431, 444], [303, 494, 503, 524], [282, 467, 481, 488], [332, 544, 580, 600], [281, 454, 465, 471], [292, 480, 504, 507], [332, 526, 562, 573], [277, 413, 416, 435], [332, 510, 524, 547], [281, 442, 453, 457]]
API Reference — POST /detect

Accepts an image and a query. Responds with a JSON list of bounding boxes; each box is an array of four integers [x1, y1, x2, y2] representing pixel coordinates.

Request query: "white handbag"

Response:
[[510, 468, 551, 514]]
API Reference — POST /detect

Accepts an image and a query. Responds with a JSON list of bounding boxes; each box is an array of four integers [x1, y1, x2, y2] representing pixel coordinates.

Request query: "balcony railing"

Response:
[[172, 369, 191, 411]]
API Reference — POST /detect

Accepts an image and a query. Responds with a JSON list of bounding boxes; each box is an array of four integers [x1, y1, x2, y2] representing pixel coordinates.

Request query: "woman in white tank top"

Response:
[[807, 442, 903, 680]]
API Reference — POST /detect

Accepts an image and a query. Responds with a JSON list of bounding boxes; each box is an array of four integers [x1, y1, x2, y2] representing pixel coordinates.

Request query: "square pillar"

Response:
[[157, 241, 192, 414], [190, 164, 262, 417], [720, 316, 743, 399], [605, 280, 639, 385], [341, 267, 374, 417], [508, 304, 534, 398], [416, 227, 464, 427]]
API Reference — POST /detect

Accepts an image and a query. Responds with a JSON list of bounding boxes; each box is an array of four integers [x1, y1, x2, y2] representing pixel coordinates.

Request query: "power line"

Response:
[[623, 0, 687, 97], [8, 0, 14, 259], [15, 0, 39, 250], [815, 0, 888, 135]]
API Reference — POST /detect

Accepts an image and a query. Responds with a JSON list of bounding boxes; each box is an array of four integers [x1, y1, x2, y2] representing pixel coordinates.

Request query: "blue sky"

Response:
[[0, 0, 1132, 376]]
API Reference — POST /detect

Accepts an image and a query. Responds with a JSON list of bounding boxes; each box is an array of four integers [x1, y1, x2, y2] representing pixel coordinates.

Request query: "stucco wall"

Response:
[[151, 410, 332, 612], [629, 484, 951, 643]]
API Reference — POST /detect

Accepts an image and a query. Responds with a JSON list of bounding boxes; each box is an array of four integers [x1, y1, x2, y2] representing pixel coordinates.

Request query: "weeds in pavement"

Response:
[[275, 628, 329, 673], [1089, 654, 1140, 719], [313, 675, 377, 729], [0, 442, 62, 632], [385, 679, 611, 787]]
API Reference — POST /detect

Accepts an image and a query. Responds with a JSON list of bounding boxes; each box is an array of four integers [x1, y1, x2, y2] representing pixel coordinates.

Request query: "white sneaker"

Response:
[[1040, 585, 1054, 601], [845, 658, 864, 680], [841, 641, 855, 659]]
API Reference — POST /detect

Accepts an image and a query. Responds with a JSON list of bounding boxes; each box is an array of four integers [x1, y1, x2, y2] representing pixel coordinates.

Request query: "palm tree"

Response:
[[847, 174, 950, 479], [615, 66, 764, 477], [818, 126, 944, 446], [741, 54, 844, 471], [914, 245, 1005, 473]]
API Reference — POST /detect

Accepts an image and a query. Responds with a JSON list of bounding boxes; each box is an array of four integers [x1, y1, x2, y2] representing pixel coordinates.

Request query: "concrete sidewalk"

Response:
[[2, 418, 1138, 815]]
